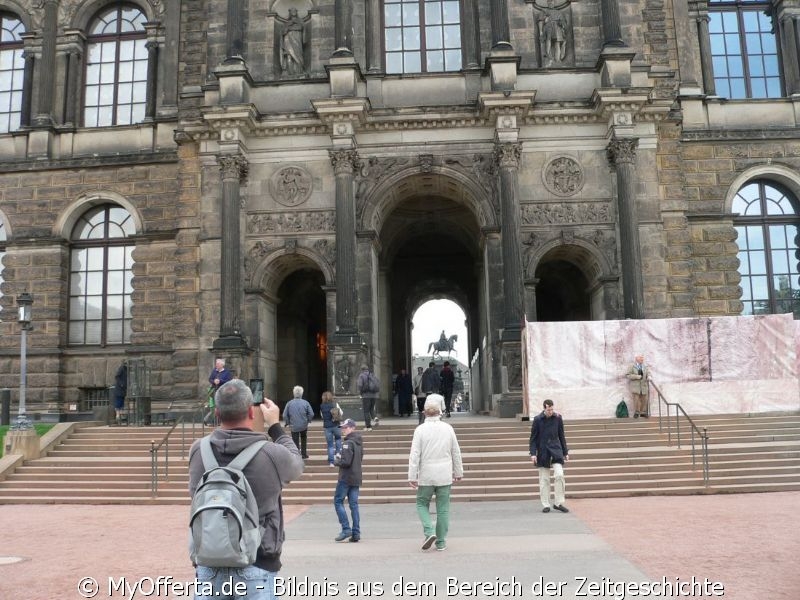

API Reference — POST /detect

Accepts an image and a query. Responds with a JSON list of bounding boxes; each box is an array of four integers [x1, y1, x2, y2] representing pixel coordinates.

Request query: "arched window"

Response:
[[708, 0, 782, 99], [69, 204, 135, 345], [0, 12, 25, 133], [84, 4, 148, 127], [733, 181, 800, 316], [383, 0, 463, 74]]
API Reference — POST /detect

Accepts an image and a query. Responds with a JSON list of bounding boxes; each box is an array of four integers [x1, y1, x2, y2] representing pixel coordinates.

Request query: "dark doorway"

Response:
[[275, 268, 327, 415], [535, 259, 591, 321]]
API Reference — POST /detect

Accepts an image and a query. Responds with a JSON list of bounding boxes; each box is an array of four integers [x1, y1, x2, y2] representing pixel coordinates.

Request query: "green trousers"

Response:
[[415, 484, 451, 548]]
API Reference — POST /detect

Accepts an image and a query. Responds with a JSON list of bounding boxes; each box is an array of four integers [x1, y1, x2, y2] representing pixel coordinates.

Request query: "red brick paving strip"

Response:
[[1, 495, 798, 599]]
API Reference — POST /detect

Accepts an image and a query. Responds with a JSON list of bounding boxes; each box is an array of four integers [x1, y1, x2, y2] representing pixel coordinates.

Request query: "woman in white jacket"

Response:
[[407, 394, 463, 552]]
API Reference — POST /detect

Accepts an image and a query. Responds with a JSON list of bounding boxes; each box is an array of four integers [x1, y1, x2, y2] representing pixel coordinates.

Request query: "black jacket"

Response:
[[336, 431, 363, 486], [439, 366, 455, 394], [529, 411, 569, 467]]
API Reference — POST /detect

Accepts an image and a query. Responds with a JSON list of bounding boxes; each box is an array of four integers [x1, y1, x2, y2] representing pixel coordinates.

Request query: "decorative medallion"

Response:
[[269, 166, 313, 207], [543, 156, 583, 197]]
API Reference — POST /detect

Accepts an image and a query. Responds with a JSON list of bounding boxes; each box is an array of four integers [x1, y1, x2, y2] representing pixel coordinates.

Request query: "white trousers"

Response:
[[538, 463, 565, 508]]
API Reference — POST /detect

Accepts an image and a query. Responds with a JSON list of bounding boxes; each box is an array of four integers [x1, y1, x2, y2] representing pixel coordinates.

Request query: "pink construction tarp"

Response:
[[523, 314, 800, 419]]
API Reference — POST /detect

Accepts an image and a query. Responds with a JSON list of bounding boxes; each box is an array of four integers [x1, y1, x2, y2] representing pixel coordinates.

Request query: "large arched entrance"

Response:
[[361, 169, 496, 414]]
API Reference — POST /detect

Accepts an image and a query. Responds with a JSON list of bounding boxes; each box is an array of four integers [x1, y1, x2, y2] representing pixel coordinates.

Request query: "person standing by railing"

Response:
[[626, 354, 651, 418]]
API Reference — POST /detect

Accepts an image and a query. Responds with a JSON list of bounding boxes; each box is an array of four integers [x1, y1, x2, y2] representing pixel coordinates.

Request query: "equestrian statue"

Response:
[[428, 330, 458, 358]]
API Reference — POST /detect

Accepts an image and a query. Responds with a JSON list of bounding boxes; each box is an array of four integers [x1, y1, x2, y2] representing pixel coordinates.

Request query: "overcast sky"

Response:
[[411, 299, 468, 361]]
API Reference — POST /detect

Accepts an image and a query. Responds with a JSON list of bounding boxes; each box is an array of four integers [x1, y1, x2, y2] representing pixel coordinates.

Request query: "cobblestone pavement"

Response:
[[0, 492, 797, 599]]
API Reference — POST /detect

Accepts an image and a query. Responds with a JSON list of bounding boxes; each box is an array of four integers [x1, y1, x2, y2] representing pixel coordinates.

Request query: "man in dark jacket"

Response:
[[439, 361, 455, 418], [333, 418, 364, 542], [529, 399, 570, 513], [419, 362, 439, 424], [188, 379, 304, 598], [395, 368, 414, 417]]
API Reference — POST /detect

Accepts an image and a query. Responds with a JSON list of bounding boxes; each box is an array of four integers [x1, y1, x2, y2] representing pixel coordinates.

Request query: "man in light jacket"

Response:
[[407, 394, 463, 552]]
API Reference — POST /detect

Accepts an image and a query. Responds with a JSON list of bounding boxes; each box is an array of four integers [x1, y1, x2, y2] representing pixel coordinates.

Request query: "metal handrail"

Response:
[[150, 405, 208, 497], [650, 379, 710, 484]]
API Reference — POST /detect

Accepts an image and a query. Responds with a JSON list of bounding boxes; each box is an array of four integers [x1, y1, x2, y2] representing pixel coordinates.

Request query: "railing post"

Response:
[[675, 406, 681, 448], [165, 438, 170, 480], [150, 440, 157, 497], [703, 427, 710, 485]]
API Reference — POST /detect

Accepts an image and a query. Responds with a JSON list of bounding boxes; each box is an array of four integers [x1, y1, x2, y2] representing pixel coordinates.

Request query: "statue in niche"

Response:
[[535, 0, 571, 66], [277, 8, 309, 78]]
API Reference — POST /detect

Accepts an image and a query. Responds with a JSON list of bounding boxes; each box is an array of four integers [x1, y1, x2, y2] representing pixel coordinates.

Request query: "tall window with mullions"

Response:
[[69, 205, 135, 346], [0, 13, 25, 133], [708, 0, 782, 99], [84, 4, 148, 127], [733, 181, 800, 317], [384, 0, 462, 74]]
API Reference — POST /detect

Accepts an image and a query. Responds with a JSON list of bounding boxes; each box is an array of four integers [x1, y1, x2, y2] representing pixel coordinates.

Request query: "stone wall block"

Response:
[[708, 285, 742, 300], [671, 292, 695, 308], [669, 260, 693, 276], [665, 245, 692, 260], [694, 299, 727, 314], [694, 271, 725, 286], [692, 241, 724, 256], [747, 143, 785, 158], [715, 145, 749, 159], [703, 227, 736, 242], [681, 145, 714, 160]]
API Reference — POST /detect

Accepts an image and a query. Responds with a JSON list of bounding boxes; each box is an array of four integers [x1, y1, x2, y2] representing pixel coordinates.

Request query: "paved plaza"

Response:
[[1, 492, 798, 599]]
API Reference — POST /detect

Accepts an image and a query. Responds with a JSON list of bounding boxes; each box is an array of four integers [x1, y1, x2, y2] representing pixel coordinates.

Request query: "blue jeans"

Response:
[[333, 480, 360, 536], [194, 565, 276, 599], [324, 426, 342, 464]]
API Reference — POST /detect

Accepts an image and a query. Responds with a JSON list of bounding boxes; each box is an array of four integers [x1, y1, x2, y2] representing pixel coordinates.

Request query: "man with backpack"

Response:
[[333, 418, 364, 542], [188, 379, 304, 599], [356, 364, 380, 431]]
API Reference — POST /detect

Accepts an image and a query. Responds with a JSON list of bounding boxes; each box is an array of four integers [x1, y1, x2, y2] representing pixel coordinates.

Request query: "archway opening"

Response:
[[275, 268, 327, 415], [535, 259, 591, 321]]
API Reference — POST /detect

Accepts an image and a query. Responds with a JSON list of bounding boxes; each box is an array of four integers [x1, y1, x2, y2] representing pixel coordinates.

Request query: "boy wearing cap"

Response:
[[407, 394, 463, 552], [333, 419, 364, 542]]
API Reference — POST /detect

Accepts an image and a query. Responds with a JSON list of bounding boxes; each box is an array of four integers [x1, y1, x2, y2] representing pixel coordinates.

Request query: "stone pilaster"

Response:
[[334, 0, 353, 56], [601, 0, 626, 47], [33, 0, 58, 127], [490, 0, 512, 50], [214, 154, 248, 350], [463, 0, 480, 68], [330, 149, 359, 334], [696, 14, 716, 96], [145, 41, 159, 120], [62, 49, 80, 126], [607, 137, 644, 319], [226, 0, 245, 63], [494, 142, 524, 337], [20, 50, 34, 128], [365, 0, 381, 73]]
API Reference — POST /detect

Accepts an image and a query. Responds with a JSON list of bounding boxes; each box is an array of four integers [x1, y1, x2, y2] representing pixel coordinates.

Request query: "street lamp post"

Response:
[[12, 292, 33, 431]]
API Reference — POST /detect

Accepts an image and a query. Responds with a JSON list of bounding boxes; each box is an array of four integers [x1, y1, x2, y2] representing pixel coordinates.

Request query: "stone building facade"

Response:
[[1, 0, 799, 417]]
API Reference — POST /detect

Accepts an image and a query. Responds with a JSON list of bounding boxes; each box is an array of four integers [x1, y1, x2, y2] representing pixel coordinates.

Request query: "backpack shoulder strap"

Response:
[[227, 439, 269, 471], [199, 436, 219, 470]]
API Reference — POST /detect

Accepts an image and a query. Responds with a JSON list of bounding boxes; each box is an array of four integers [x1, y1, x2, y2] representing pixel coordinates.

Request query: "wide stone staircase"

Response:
[[1, 413, 799, 504]]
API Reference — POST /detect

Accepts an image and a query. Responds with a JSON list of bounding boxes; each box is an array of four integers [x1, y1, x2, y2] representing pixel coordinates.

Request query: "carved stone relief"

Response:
[[543, 156, 584, 197], [354, 156, 412, 218], [335, 354, 354, 395], [521, 202, 612, 225], [531, 0, 575, 68], [244, 241, 274, 282], [269, 166, 313, 207], [247, 211, 335, 234], [503, 346, 523, 391], [442, 154, 498, 213], [589, 229, 617, 267]]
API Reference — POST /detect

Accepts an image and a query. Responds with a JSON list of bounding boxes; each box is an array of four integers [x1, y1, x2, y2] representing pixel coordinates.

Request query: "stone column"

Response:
[[601, 0, 625, 47], [607, 138, 644, 319], [33, 0, 58, 127], [226, 0, 245, 62], [490, 0, 512, 50], [781, 16, 800, 95], [334, 0, 354, 56], [696, 15, 716, 95], [365, 0, 381, 72], [330, 149, 359, 333], [463, 0, 481, 68], [62, 50, 80, 126], [145, 41, 159, 120], [495, 142, 524, 336], [20, 51, 34, 127], [216, 154, 248, 346]]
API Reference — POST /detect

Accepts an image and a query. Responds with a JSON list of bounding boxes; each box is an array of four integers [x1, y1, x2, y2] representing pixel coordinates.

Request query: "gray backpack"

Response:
[[189, 437, 267, 567]]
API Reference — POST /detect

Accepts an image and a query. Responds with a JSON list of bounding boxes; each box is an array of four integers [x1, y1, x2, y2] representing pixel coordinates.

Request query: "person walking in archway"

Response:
[[439, 361, 455, 418], [357, 364, 380, 431]]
